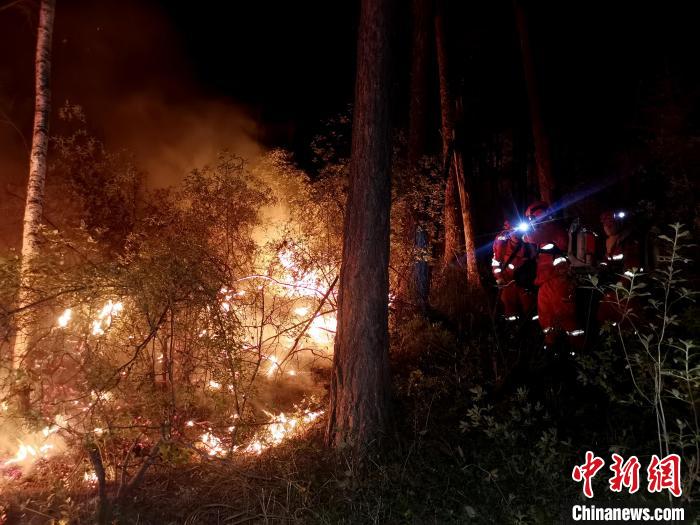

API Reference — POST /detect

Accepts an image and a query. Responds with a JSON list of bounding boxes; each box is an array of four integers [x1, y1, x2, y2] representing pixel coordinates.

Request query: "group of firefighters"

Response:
[[492, 200, 642, 350]]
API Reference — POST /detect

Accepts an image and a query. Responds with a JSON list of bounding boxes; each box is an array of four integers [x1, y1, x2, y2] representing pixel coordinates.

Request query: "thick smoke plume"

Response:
[[0, 0, 262, 247]]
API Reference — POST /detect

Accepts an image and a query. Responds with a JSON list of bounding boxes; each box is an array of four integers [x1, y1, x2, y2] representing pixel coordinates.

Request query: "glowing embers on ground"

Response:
[[199, 432, 226, 457], [83, 471, 99, 484], [243, 408, 323, 455], [195, 406, 324, 458], [3, 443, 52, 466], [1, 421, 63, 469]]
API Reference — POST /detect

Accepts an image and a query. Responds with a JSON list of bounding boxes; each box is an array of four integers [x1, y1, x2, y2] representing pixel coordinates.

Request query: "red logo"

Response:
[[609, 454, 641, 494], [572, 451, 606, 498], [573, 452, 682, 498], [647, 454, 682, 498]]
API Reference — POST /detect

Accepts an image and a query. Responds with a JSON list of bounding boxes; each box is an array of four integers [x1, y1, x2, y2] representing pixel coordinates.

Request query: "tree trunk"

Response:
[[441, 168, 463, 267], [11, 0, 55, 409], [325, 0, 393, 450], [452, 98, 482, 288], [435, 2, 463, 268], [403, 0, 431, 314], [514, 0, 555, 204], [435, 0, 481, 289]]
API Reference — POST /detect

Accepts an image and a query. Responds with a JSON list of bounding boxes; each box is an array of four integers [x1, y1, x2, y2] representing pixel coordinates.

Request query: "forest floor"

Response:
[[1, 315, 697, 524]]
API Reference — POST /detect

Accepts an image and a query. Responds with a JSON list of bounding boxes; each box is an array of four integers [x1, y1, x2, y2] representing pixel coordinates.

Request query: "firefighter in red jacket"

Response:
[[492, 220, 536, 321], [597, 210, 643, 324], [524, 201, 584, 349]]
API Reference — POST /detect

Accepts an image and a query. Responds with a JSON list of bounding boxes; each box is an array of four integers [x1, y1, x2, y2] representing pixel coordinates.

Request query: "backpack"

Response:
[[567, 218, 598, 269]]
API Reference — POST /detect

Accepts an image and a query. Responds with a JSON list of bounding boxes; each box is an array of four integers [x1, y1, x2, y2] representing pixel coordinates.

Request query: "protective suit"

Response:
[[597, 210, 642, 324], [524, 202, 584, 348], [492, 222, 536, 321]]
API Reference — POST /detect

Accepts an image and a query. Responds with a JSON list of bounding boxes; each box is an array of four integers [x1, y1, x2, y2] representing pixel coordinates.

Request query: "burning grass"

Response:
[[0, 151, 346, 524], [0, 410, 332, 525]]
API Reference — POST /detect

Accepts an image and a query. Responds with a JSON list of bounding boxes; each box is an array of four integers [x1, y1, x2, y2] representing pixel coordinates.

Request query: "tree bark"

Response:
[[12, 0, 55, 409], [514, 0, 555, 204], [435, 2, 463, 268], [452, 99, 482, 289], [435, 0, 481, 289], [326, 0, 393, 450]]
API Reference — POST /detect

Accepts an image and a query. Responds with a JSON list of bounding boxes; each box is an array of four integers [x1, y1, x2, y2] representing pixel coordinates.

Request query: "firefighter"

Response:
[[524, 201, 584, 349], [597, 210, 643, 324], [492, 220, 536, 321]]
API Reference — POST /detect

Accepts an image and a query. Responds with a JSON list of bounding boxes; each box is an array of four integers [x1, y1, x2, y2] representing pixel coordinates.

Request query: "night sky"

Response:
[[1, 0, 698, 198]]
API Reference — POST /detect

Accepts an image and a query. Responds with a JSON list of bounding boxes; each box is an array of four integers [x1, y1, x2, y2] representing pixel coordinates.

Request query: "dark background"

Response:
[[1, 0, 698, 240]]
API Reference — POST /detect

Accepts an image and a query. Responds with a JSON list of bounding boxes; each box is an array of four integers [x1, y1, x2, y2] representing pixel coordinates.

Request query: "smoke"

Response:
[[0, 0, 329, 455], [0, 0, 265, 249], [101, 93, 262, 189]]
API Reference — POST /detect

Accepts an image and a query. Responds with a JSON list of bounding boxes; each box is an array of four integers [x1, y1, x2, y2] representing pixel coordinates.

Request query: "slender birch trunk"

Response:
[[12, 0, 56, 407]]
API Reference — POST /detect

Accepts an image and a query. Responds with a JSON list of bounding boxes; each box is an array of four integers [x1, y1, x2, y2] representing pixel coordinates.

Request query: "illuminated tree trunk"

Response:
[[403, 0, 431, 314], [435, 3, 462, 268], [435, 0, 481, 288], [514, 0, 555, 203], [11, 0, 55, 408], [441, 168, 463, 267], [326, 0, 393, 450]]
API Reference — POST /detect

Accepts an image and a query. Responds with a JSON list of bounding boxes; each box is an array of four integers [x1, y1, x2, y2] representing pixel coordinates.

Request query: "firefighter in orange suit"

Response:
[[597, 210, 643, 324], [524, 201, 584, 349], [492, 221, 536, 321]]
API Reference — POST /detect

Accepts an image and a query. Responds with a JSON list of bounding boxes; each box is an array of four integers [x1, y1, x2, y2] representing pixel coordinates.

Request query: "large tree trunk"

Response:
[[325, 0, 393, 450], [11, 0, 56, 409], [514, 0, 555, 204], [435, 0, 481, 289]]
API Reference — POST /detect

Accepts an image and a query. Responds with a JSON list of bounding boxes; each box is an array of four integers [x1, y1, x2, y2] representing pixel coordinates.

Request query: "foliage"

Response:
[[2, 111, 698, 523], [0, 145, 339, 520], [581, 223, 700, 501], [51, 103, 142, 249]]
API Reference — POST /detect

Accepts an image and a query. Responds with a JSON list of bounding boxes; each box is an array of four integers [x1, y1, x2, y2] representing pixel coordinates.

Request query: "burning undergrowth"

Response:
[[0, 149, 343, 493]]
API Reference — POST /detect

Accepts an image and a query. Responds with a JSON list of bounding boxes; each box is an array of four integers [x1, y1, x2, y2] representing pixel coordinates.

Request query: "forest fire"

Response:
[[57, 308, 72, 328], [193, 407, 324, 458], [90, 300, 124, 336], [1, 422, 62, 474], [1, 0, 696, 521], [241, 408, 324, 455], [2, 234, 334, 483], [3, 442, 53, 466]]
